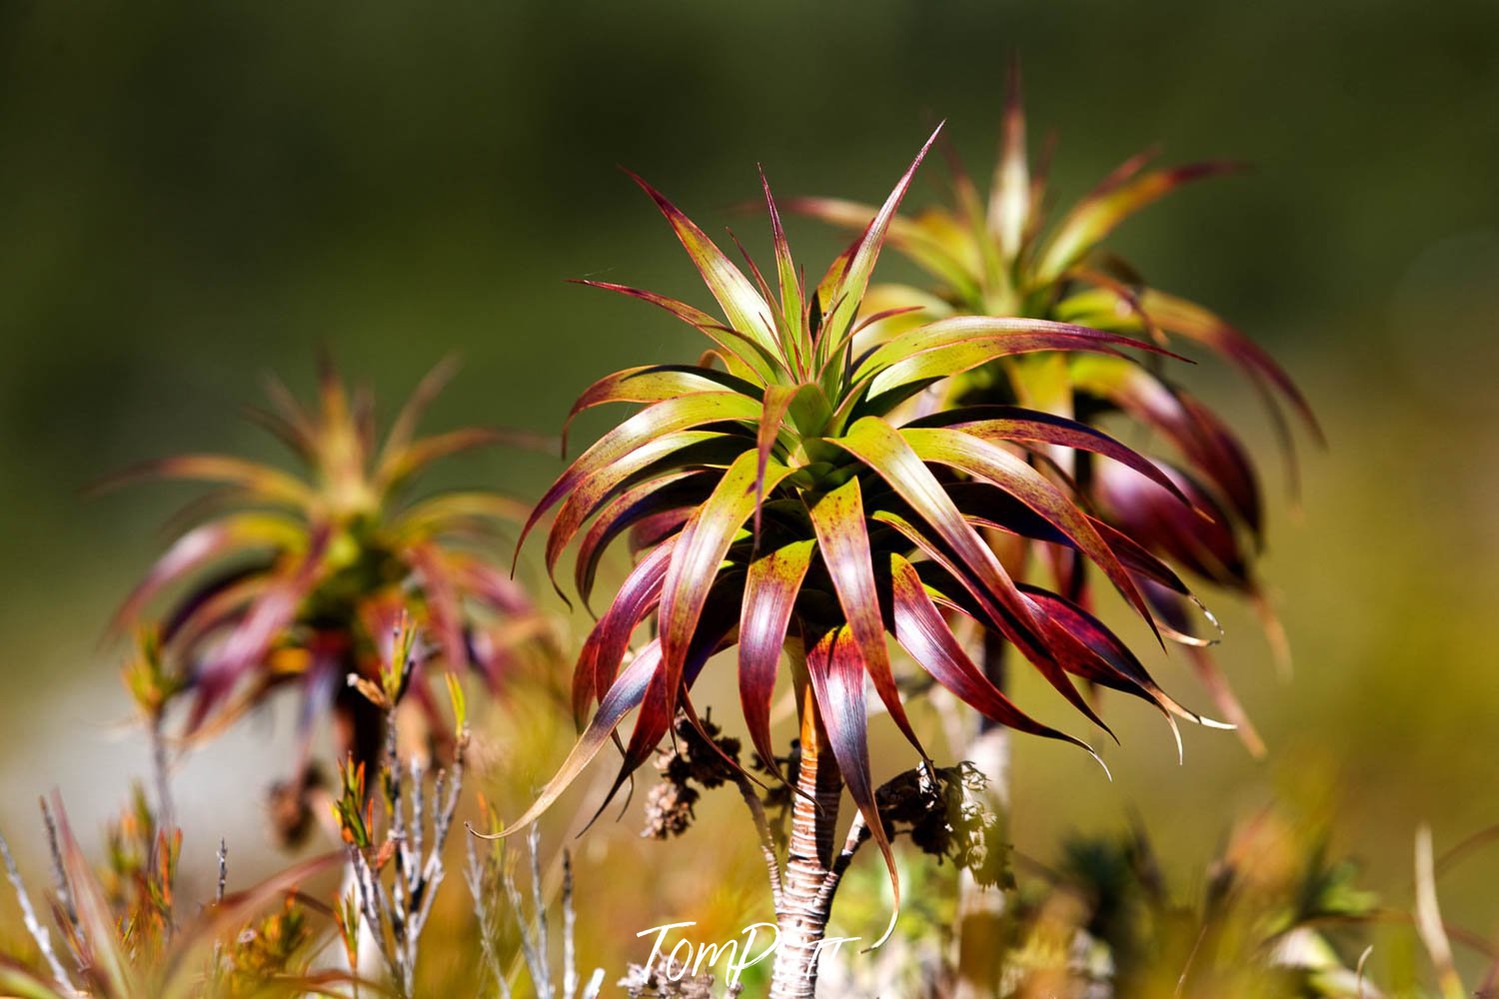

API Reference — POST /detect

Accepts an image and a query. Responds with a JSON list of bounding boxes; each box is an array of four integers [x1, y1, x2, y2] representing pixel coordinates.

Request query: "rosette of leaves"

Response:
[[498, 126, 1223, 992], [108, 361, 553, 820], [791, 69, 1321, 752]]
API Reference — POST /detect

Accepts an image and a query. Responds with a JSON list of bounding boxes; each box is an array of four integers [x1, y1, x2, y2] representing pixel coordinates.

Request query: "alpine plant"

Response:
[[791, 69, 1321, 753], [500, 125, 1228, 988], [108, 361, 553, 840]]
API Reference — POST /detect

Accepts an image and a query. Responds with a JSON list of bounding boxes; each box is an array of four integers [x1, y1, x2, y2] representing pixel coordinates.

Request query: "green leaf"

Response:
[[821, 125, 943, 356], [988, 58, 1030, 263], [1035, 161, 1241, 283], [562, 365, 761, 455], [574, 280, 779, 384], [856, 315, 1172, 401], [519, 391, 763, 563], [624, 170, 784, 363]]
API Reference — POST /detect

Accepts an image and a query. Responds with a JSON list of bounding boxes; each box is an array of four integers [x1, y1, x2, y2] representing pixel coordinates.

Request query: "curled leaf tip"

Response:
[[464, 819, 507, 841]]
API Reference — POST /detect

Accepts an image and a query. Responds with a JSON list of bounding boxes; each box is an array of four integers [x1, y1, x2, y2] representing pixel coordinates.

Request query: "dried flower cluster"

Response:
[[642, 714, 744, 840]]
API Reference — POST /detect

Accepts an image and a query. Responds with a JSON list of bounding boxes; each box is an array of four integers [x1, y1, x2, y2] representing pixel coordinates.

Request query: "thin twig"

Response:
[[410, 757, 425, 873], [528, 824, 552, 998], [1355, 944, 1374, 999], [411, 756, 464, 945], [351, 847, 398, 980], [1175, 922, 1210, 997], [464, 835, 512, 999], [500, 836, 543, 989], [732, 775, 783, 908], [813, 811, 870, 915], [39, 798, 75, 930], [562, 849, 578, 999], [1415, 824, 1465, 999], [0, 826, 78, 993], [210, 838, 229, 981], [149, 717, 174, 835]]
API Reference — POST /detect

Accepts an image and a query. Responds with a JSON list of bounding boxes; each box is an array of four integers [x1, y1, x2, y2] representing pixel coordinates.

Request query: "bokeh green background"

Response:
[[3, 0, 1498, 985]]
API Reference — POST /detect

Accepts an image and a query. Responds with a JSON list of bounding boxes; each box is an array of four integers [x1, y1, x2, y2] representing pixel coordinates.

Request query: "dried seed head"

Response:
[[641, 778, 699, 841]]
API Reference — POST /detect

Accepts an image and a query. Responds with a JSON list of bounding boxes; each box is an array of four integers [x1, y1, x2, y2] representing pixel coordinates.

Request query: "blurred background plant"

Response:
[[102, 359, 560, 846], [1, 0, 1497, 992], [793, 64, 1317, 757]]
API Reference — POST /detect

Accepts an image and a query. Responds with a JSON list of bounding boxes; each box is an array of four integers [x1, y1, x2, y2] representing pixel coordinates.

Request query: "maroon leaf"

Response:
[[806, 476, 927, 759], [805, 625, 901, 946], [656, 453, 790, 726], [738, 539, 816, 780], [888, 554, 1097, 755]]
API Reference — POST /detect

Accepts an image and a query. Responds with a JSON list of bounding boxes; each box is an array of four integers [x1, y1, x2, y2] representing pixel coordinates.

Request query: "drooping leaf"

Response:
[[806, 477, 927, 758], [656, 453, 790, 724], [804, 625, 901, 948], [888, 553, 1092, 752], [738, 539, 816, 780], [901, 425, 1157, 636]]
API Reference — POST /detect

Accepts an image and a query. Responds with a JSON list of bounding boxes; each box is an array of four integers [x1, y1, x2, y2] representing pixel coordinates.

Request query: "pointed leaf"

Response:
[[786, 196, 981, 301], [1036, 162, 1242, 282], [806, 477, 926, 758], [805, 625, 901, 947], [574, 280, 777, 383], [573, 537, 676, 718], [574, 471, 709, 608], [546, 430, 730, 588], [518, 392, 763, 564], [856, 315, 1177, 402], [828, 417, 1048, 660], [901, 425, 1157, 635], [562, 365, 761, 455], [1072, 356, 1261, 536], [759, 168, 809, 369], [379, 354, 463, 468], [657, 452, 791, 725], [888, 553, 1093, 752], [97, 454, 313, 508], [821, 125, 943, 348], [738, 539, 815, 780], [476, 638, 665, 838], [989, 57, 1030, 261], [52, 799, 134, 998], [922, 405, 1192, 506], [624, 170, 782, 359]]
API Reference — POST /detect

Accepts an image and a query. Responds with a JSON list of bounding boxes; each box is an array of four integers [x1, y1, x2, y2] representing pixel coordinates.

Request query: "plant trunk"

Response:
[[769, 687, 843, 999], [953, 629, 1012, 999]]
